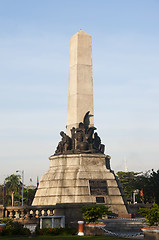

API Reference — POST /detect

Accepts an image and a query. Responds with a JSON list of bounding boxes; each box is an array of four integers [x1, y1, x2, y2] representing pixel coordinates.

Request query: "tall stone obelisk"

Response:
[[66, 30, 94, 136], [32, 31, 129, 217]]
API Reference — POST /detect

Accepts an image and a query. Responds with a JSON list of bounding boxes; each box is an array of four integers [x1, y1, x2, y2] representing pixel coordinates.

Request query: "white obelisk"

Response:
[[32, 31, 129, 216], [66, 30, 94, 136]]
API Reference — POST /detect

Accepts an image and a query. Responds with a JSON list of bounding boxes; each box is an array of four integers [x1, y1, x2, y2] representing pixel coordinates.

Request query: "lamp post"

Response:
[[16, 170, 24, 206]]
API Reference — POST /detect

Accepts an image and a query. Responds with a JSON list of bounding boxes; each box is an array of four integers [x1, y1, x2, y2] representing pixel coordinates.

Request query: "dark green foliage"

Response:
[[35, 227, 76, 235], [0, 218, 14, 228], [81, 204, 110, 223], [0, 174, 36, 206], [0, 185, 3, 204], [0, 218, 30, 235], [150, 170, 159, 204], [134, 171, 153, 203], [4, 174, 21, 206], [25, 188, 36, 205], [117, 171, 142, 201], [139, 203, 159, 226], [5, 174, 20, 194], [117, 170, 159, 204]]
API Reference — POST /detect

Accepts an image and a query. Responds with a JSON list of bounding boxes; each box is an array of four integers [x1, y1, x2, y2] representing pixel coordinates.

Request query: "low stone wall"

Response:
[[0, 205, 55, 224], [0, 203, 84, 228]]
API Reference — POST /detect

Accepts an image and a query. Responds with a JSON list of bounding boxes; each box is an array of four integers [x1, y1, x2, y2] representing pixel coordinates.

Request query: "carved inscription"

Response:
[[96, 197, 105, 203], [89, 180, 108, 195]]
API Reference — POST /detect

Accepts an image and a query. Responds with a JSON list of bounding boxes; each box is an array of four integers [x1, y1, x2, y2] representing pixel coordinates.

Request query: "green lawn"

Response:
[[0, 236, 136, 240]]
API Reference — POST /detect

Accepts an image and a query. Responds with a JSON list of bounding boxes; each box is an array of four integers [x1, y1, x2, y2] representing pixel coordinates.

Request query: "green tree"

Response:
[[2, 174, 37, 206], [5, 174, 20, 206], [81, 204, 110, 223], [134, 171, 154, 203], [150, 170, 159, 204], [22, 187, 36, 206], [26, 188, 36, 206], [0, 185, 3, 205], [116, 171, 141, 201], [139, 203, 159, 226], [117, 170, 159, 204]]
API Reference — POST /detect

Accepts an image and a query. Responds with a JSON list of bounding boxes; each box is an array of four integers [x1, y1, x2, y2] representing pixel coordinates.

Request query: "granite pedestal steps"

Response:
[[32, 153, 128, 215]]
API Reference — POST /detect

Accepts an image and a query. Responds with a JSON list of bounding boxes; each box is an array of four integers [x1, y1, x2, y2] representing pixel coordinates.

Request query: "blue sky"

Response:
[[0, 0, 159, 185]]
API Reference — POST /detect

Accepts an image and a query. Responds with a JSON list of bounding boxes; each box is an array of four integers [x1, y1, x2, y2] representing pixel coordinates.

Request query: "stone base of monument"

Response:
[[32, 153, 128, 216]]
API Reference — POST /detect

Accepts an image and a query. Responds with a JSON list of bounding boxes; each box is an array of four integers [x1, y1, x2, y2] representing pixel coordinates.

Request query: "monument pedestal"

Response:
[[32, 31, 129, 218], [32, 153, 128, 215]]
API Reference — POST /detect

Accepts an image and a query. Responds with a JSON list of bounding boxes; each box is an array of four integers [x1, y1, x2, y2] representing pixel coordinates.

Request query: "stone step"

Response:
[[102, 218, 146, 233], [105, 226, 143, 233]]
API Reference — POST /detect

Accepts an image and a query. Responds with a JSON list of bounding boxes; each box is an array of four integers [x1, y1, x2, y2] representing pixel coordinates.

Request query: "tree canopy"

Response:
[[117, 169, 159, 204], [0, 174, 36, 206]]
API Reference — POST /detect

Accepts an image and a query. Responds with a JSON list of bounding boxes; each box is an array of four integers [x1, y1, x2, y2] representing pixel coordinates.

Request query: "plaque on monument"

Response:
[[40, 216, 65, 229], [41, 218, 52, 228], [54, 218, 61, 228], [96, 197, 105, 203], [89, 180, 108, 195]]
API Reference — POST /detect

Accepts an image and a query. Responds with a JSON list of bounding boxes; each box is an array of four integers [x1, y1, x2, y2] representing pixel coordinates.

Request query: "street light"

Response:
[[16, 170, 24, 206]]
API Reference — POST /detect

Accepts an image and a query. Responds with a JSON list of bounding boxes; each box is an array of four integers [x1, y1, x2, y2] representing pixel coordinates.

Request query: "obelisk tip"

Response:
[[74, 29, 91, 37]]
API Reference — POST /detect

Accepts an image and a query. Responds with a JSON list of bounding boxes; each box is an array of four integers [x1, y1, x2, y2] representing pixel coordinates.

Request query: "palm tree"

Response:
[[5, 174, 20, 206]]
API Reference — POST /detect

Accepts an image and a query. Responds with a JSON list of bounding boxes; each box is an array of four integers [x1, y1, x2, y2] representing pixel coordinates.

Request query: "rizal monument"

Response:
[[32, 30, 128, 217]]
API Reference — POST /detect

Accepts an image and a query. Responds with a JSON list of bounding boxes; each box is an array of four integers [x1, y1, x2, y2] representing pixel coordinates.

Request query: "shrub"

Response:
[[62, 227, 76, 235], [0, 218, 13, 228], [139, 203, 159, 226], [0, 218, 30, 235], [35, 227, 76, 235], [0, 218, 14, 235], [81, 204, 111, 223]]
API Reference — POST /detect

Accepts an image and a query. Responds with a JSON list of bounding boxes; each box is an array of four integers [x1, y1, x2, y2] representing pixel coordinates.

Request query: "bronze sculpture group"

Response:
[[55, 111, 105, 155]]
